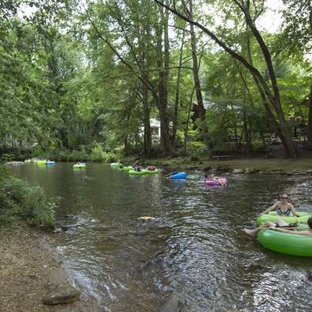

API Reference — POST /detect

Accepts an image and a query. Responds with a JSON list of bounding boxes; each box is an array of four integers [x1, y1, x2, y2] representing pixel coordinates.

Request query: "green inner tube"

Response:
[[142, 169, 159, 174], [110, 162, 122, 168], [128, 169, 146, 175], [73, 163, 86, 169], [120, 166, 133, 171], [256, 211, 311, 226], [258, 228, 312, 257], [129, 169, 159, 175]]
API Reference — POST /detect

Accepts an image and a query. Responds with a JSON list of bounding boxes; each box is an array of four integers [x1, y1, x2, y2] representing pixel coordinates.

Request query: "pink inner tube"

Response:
[[205, 177, 227, 186]]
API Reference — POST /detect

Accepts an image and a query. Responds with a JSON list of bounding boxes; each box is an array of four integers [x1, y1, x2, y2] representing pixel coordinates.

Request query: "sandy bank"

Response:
[[0, 221, 99, 312]]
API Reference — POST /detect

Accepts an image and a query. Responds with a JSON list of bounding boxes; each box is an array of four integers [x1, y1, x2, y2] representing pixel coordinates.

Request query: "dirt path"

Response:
[[0, 221, 100, 312]]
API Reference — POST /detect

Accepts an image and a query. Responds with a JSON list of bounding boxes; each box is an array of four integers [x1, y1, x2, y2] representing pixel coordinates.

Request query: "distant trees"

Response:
[[0, 0, 311, 159], [154, 0, 298, 157], [282, 0, 312, 145]]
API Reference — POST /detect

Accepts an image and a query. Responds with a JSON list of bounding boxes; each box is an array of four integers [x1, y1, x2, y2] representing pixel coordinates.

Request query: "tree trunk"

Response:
[[189, 0, 209, 148], [156, 0, 173, 156], [242, 111, 252, 155], [173, 31, 185, 148], [142, 71, 152, 157], [183, 87, 195, 155], [307, 78, 312, 145]]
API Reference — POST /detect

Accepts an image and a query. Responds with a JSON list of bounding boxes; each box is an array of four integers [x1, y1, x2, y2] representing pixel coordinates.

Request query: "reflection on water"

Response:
[[10, 163, 312, 311]]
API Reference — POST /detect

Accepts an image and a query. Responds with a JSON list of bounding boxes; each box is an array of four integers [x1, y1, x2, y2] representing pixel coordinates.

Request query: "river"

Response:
[[10, 163, 312, 312]]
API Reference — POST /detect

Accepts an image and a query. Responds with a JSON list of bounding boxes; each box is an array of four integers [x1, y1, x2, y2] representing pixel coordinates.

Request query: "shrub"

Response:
[[0, 168, 56, 229], [90, 142, 105, 162], [1, 153, 14, 162], [67, 150, 89, 162], [186, 141, 208, 157]]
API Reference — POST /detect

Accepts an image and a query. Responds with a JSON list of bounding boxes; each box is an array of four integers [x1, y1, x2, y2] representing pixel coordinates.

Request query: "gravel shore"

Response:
[[0, 221, 99, 312]]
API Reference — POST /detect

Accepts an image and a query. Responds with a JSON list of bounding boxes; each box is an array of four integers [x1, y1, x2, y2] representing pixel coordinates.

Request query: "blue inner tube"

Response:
[[169, 172, 187, 179], [46, 161, 55, 166]]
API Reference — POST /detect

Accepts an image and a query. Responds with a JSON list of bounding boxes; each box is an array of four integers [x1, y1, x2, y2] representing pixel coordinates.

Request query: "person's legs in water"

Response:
[[243, 221, 276, 236]]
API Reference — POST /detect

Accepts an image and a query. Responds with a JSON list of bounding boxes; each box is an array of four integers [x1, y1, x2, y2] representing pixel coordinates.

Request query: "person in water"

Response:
[[259, 194, 299, 217], [244, 217, 312, 237], [133, 161, 141, 172], [165, 169, 178, 178], [204, 174, 227, 186], [274, 217, 312, 236], [214, 176, 227, 186]]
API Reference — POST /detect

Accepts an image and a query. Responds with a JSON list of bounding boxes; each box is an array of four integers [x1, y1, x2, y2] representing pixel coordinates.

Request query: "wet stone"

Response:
[[42, 283, 80, 305], [232, 169, 244, 174], [160, 293, 185, 312]]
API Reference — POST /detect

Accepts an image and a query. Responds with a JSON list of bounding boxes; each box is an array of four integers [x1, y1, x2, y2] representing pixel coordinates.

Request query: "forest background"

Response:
[[1, 0, 312, 163]]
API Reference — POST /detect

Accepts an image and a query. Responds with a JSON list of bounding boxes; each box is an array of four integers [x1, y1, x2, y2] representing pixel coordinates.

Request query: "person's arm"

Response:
[[259, 202, 278, 216], [289, 204, 300, 217], [275, 228, 312, 235]]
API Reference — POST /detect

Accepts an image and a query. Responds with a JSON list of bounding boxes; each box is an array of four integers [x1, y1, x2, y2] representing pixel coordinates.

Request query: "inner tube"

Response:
[[258, 228, 312, 257], [129, 169, 146, 175], [120, 166, 133, 171], [142, 168, 159, 174], [37, 160, 47, 166], [205, 177, 227, 186], [46, 161, 55, 166], [110, 162, 122, 168], [256, 211, 310, 226], [73, 163, 86, 169], [169, 172, 187, 179], [129, 169, 159, 175]]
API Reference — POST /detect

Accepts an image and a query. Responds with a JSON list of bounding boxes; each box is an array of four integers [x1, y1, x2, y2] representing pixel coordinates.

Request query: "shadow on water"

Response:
[[10, 163, 312, 311]]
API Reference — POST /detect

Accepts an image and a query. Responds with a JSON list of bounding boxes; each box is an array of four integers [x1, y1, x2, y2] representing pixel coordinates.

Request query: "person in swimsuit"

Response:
[[258, 194, 299, 217], [275, 217, 312, 236], [243, 217, 312, 237]]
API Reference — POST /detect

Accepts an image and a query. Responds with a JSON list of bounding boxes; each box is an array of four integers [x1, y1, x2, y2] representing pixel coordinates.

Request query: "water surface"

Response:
[[10, 163, 312, 311]]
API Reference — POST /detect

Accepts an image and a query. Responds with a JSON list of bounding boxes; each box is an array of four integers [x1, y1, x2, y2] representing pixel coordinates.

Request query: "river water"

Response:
[[10, 163, 312, 312]]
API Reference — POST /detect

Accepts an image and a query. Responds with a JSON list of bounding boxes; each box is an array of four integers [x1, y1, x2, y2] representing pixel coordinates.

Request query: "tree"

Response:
[[282, 0, 312, 145], [154, 0, 298, 158]]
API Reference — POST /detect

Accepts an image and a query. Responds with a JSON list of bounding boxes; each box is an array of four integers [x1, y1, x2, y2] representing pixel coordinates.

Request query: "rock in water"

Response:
[[232, 168, 244, 174], [160, 293, 184, 312], [42, 283, 80, 305]]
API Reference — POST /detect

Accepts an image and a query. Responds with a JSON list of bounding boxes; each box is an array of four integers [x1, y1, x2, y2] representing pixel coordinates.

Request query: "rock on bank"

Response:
[[0, 221, 99, 312]]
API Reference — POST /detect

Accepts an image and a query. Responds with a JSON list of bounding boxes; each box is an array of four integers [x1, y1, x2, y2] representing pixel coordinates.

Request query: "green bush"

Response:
[[90, 142, 105, 162], [1, 153, 14, 162], [27, 143, 122, 162], [67, 150, 89, 162], [186, 141, 208, 156], [0, 167, 56, 229], [90, 143, 117, 162]]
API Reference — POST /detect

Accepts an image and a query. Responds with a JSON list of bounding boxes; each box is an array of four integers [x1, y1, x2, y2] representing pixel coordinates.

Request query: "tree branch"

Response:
[[153, 0, 276, 108]]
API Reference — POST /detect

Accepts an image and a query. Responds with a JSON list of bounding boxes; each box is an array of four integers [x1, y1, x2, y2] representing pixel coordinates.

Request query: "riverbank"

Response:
[[136, 156, 312, 174], [0, 221, 99, 312]]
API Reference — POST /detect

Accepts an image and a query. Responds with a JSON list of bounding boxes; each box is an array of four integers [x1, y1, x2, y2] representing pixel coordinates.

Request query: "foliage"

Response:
[[0, 166, 56, 228], [0, 0, 311, 159], [1, 154, 15, 162], [90, 142, 116, 162], [282, 0, 312, 52], [186, 141, 207, 157]]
